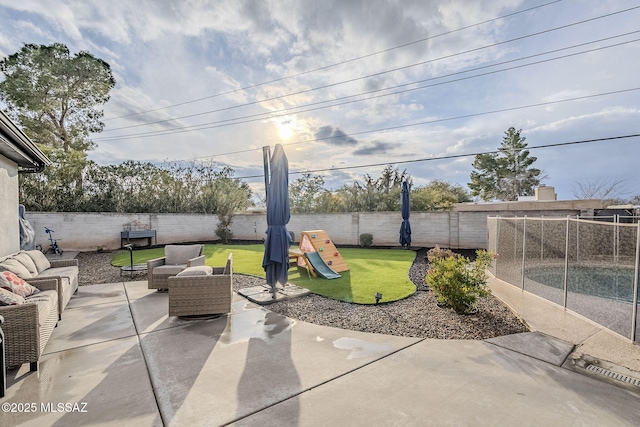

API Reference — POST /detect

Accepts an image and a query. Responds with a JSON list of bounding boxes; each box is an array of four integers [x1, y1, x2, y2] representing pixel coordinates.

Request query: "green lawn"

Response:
[[112, 244, 416, 304]]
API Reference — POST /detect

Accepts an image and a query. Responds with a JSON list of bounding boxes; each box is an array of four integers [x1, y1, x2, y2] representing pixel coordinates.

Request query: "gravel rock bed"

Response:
[[77, 249, 529, 340]]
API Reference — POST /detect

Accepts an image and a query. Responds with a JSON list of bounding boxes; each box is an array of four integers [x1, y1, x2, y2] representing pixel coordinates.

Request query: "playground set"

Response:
[[291, 230, 348, 279]]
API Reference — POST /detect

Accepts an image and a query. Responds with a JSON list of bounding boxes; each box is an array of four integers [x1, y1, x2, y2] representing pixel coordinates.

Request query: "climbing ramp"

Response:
[[299, 230, 348, 272]]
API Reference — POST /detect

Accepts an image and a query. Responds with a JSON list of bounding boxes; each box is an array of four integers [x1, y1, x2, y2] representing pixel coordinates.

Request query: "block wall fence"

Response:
[[24, 200, 600, 252]]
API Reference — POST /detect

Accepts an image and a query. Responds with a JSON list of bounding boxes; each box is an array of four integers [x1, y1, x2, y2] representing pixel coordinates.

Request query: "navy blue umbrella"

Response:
[[399, 181, 411, 248], [262, 144, 291, 294]]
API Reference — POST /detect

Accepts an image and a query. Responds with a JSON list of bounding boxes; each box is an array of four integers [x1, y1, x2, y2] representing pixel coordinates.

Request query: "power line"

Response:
[[101, 5, 639, 133], [152, 86, 639, 166], [94, 33, 640, 143], [103, 0, 564, 122], [234, 134, 640, 180], [113, 86, 640, 164]]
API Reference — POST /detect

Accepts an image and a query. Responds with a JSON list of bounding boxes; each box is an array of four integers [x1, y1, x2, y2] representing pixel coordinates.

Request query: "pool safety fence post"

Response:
[[632, 222, 639, 342], [563, 216, 570, 308], [576, 219, 580, 262], [615, 214, 620, 265], [495, 217, 501, 279], [513, 216, 518, 267], [541, 216, 544, 261], [521, 216, 527, 290]]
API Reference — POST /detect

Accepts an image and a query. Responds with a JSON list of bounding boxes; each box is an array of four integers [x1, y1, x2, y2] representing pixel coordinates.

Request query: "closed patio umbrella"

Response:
[[262, 144, 291, 296], [399, 181, 411, 248]]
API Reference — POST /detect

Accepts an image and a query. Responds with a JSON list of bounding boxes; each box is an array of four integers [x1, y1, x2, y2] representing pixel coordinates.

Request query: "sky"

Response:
[[1, 0, 639, 203]]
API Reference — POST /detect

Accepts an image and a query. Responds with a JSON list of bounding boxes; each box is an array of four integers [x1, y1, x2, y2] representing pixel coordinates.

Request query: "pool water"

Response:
[[525, 266, 640, 303]]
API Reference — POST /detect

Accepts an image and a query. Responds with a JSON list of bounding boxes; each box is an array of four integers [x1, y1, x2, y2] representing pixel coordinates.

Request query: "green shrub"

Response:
[[359, 233, 373, 247], [216, 223, 233, 243], [426, 245, 455, 262], [426, 249, 495, 314]]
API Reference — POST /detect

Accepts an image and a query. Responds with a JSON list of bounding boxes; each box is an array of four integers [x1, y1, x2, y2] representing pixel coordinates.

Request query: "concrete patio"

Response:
[[1, 278, 640, 426]]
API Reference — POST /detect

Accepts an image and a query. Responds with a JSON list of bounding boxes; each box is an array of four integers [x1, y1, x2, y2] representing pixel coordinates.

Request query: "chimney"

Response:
[[535, 185, 557, 201]]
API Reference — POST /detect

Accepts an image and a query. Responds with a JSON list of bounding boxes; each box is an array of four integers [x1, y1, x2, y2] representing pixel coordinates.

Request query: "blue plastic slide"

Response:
[[304, 251, 341, 279]]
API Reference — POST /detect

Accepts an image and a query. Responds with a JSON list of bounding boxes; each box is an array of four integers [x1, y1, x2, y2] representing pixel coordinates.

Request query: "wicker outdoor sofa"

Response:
[[0, 250, 79, 372], [0, 250, 79, 319], [0, 277, 59, 372], [167, 253, 233, 317]]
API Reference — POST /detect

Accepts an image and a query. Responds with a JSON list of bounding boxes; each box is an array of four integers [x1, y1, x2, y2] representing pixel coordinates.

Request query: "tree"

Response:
[[203, 167, 253, 243], [290, 172, 326, 213], [335, 166, 411, 211], [412, 180, 471, 211], [18, 146, 89, 211], [572, 177, 629, 204], [0, 43, 115, 152], [468, 127, 542, 201]]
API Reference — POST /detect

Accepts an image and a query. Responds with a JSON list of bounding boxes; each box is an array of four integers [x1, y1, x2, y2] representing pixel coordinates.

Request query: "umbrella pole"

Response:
[[262, 145, 271, 199]]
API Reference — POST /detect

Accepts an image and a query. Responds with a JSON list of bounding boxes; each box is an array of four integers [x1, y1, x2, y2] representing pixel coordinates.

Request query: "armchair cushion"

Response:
[[176, 266, 213, 276], [165, 245, 203, 265], [153, 264, 190, 276]]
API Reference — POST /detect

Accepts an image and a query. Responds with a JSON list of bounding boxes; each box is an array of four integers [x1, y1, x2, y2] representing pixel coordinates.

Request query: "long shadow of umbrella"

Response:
[[235, 310, 300, 424]]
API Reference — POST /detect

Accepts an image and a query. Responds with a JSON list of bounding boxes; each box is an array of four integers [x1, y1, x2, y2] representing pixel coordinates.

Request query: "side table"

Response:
[[121, 244, 148, 278]]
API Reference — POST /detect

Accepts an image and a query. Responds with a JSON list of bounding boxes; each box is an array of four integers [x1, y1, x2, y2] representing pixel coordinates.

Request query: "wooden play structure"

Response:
[[297, 230, 348, 273]]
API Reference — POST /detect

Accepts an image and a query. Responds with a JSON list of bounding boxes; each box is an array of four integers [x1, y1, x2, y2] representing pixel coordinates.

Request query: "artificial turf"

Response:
[[112, 244, 416, 304]]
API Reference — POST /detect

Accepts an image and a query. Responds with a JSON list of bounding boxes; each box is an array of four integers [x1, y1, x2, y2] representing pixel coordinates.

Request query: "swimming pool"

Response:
[[525, 265, 639, 303]]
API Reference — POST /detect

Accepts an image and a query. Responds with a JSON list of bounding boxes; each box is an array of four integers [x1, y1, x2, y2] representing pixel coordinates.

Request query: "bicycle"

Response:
[[39, 227, 63, 255]]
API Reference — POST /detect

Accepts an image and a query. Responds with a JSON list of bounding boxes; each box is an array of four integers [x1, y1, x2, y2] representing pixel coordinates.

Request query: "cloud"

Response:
[[314, 125, 359, 146], [353, 140, 394, 155]]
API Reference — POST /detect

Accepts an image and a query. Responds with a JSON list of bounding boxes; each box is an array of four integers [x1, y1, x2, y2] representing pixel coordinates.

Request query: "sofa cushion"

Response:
[[15, 252, 39, 276], [176, 265, 213, 276], [0, 271, 41, 298], [25, 250, 51, 273], [0, 258, 33, 279], [165, 245, 202, 265], [0, 287, 25, 305], [37, 266, 77, 282], [25, 290, 58, 326]]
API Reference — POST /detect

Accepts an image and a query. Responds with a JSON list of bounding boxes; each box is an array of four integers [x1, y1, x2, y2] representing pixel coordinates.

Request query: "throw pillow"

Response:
[[176, 266, 213, 276], [14, 252, 39, 276], [0, 271, 41, 298], [0, 258, 33, 279], [0, 287, 25, 306], [25, 250, 51, 273]]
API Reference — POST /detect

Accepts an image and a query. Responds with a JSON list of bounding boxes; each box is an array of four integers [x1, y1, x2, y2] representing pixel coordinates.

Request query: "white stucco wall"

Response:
[[0, 155, 20, 256]]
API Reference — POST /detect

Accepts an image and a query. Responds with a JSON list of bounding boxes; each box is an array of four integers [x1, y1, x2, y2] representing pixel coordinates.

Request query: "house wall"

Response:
[[0, 155, 20, 256], [24, 199, 603, 252]]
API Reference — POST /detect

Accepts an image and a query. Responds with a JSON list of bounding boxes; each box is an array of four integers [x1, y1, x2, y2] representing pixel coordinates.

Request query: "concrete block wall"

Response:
[[24, 199, 602, 252], [286, 213, 356, 245]]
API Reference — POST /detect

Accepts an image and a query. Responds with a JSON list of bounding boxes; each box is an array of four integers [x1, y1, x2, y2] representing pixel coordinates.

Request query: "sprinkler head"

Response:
[[375, 292, 382, 304]]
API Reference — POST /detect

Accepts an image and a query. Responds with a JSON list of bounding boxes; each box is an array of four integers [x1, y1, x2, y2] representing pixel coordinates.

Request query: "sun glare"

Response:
[[278, 125, 293, 140]]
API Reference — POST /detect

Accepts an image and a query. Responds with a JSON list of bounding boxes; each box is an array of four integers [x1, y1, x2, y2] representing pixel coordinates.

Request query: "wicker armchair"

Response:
[[168, 253, 233, 317], [147, 244, 205, 290], [0, 278, 59, 372]]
